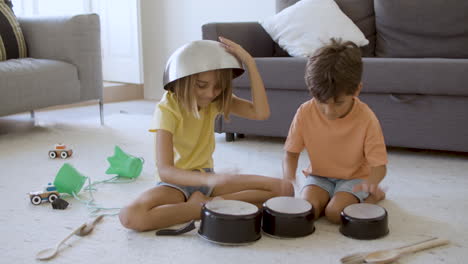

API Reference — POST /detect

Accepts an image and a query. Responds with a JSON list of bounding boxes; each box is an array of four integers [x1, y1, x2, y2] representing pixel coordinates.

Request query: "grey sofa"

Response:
[[0, 14, 103, 123], [203, 0, 468, 152]]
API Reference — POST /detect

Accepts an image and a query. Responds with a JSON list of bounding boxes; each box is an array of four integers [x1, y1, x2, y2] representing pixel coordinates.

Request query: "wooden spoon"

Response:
[[36, 215, 104, 260], [76, 215, 104, 236], [364, 238, 449, 263], [36, 223, 86, 260]]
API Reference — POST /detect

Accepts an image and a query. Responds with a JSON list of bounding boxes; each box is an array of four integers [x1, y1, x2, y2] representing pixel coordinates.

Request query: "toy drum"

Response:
[[198, 200, 262, 245], [340, 203, 389, 240], [262, 197, 315, 238]]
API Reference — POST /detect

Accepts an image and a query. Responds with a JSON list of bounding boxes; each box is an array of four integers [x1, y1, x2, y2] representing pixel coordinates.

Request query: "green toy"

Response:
[[105, 146, 143, 179], [53, 163, 88, 195]]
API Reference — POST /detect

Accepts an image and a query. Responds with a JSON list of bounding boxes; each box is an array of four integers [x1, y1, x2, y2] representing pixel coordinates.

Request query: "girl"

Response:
[[119, 37, 293, 231]]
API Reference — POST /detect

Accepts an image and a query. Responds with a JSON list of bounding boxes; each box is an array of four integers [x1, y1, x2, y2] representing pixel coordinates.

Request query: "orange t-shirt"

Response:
[[284, 97, 388, 180]]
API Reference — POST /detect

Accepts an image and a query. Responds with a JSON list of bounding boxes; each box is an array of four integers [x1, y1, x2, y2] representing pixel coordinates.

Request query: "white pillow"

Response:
[[260, 0, 369, 57]]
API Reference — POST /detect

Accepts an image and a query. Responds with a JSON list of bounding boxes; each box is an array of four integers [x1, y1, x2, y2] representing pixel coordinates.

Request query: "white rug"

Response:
[[1, 111, 467, 264]]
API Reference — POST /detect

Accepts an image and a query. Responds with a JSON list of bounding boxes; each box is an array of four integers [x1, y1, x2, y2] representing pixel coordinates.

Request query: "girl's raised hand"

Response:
[[219, 36, 254, 65], [205, 169, 239, 187]]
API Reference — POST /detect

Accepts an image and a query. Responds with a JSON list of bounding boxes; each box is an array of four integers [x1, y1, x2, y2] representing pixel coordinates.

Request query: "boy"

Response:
[[282, 38, 387, 224]]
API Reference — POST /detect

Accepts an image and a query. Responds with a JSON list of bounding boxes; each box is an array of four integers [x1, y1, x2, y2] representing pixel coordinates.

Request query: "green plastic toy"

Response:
[[53, 163, 88, 195], [105, 146, 143, 179]]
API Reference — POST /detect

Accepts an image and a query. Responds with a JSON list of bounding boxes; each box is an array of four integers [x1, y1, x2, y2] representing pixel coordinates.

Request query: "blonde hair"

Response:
[[166, 69, 233, 119]]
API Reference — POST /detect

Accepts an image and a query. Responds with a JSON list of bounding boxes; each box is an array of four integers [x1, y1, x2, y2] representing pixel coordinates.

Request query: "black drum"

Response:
[[262, 196, 315, 238], [198, 200, 262, 245], [340, 203, 389, 240]]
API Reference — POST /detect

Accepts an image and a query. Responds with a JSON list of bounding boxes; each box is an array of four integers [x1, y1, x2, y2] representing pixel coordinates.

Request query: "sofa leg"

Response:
[[99, 99, 104, 125], [30, 110, 35, 124], [225, 133, 235, 142]]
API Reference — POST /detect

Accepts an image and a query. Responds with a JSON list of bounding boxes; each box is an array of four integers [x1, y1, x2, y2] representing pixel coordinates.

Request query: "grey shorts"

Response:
[[157, 168, 214, 200], [301, 175, 369, 202]]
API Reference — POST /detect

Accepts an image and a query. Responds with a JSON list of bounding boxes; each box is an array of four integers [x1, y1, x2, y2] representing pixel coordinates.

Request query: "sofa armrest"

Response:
[[202, 22, 275, 57], [18, 14, 103, 101]]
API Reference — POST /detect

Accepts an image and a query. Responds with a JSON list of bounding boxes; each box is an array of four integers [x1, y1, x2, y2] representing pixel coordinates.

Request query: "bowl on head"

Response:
[[163, 40, 245, 90]]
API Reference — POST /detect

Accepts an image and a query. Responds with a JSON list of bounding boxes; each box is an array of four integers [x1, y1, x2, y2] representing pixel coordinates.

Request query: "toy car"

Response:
[[29, 183, 60, 205], [49, 143, 73, 159]]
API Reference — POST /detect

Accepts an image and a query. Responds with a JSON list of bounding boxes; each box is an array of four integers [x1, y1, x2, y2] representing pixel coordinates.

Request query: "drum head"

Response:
[[205, 200, 258, 216], [265, 197, 312, 214], [342, 203, 386, 219]]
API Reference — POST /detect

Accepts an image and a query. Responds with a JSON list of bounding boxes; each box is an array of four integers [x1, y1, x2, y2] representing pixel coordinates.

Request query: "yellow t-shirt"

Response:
[[284, 97, 388, 180], [149, 91, 220, 175]]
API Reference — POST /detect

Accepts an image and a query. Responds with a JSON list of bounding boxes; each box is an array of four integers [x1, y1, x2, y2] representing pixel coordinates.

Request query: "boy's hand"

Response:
[[281, 178, 296, 197], [353, 181, 386, 201], [354, 165, 387, 200], [218, 36, 254, 65], [353, 180, 378, 193]]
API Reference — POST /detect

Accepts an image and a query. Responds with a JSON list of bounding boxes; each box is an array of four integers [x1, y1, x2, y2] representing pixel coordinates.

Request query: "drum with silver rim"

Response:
[[340, 203, 389, 240], [262, 196, 315, 238], [198, 200, 262, 245]]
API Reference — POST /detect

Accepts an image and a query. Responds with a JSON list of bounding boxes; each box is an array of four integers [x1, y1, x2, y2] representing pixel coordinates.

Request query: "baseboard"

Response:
[[35, 82, 144, 112], [103, 82, 144, 103], [38, 100, 98, 111]]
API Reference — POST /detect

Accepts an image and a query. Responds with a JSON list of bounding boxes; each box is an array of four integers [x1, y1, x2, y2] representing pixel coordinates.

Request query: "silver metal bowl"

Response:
[[163, 40, 245, 90]]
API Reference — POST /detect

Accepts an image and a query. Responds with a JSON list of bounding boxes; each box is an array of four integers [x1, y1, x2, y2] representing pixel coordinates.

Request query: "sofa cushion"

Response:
[[0, 0, 27, 61], [361, 58, 468, 96], [0, 58, 80, 116], [374, 0, 468, 58], [274, 0, 376, 57], [202, 22, 276, 57], [334, 0, 375, 57], [234, 57, 468, 97], [234, 57, 308, 91], [262, 0, 369, 57]]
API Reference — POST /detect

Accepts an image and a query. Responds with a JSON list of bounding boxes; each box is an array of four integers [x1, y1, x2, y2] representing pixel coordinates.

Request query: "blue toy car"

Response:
[[29, 183, 60, 205]]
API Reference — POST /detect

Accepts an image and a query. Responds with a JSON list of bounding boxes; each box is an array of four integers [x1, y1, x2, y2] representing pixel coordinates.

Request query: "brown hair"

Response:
[[304, 38, 363, 103], [166, 69, 233, 119]]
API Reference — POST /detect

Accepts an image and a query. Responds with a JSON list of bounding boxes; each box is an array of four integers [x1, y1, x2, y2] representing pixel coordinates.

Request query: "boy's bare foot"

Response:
[[363, 187, 386, 204]]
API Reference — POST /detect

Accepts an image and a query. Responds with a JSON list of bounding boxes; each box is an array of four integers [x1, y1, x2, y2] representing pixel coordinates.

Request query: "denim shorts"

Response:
[[301, 175, 369, 202], [157, 168, 214, 200]]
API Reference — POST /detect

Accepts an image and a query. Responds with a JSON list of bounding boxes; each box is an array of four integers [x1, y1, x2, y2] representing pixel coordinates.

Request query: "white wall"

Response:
[[140, 0, 276, 100], [12, 0, 143, 84]]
